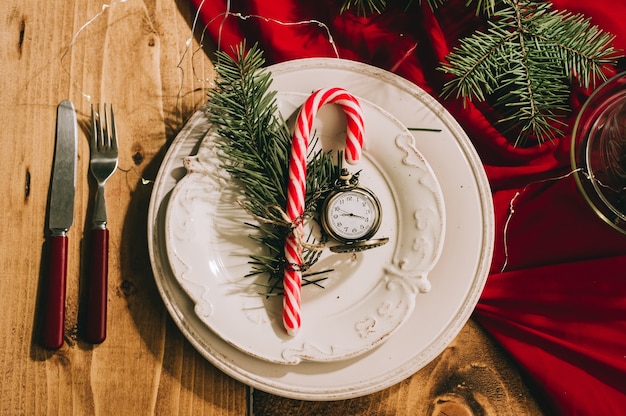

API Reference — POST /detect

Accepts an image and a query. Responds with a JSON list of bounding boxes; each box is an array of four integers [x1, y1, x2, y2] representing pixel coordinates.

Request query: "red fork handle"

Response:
[[85, 228, 108, 344], [42, 235, 68, 350]]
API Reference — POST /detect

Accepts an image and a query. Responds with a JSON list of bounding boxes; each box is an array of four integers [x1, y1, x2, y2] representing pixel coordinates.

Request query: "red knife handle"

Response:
[[86, 228, 108, 344], [42, 235, 68, 350]]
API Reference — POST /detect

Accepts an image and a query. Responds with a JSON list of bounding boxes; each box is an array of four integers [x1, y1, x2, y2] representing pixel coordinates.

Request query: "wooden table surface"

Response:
[[0, 1, 545, 414]]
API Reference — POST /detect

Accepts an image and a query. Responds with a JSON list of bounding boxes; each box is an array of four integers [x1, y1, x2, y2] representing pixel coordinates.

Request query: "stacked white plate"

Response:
[[147, 58, 494, 401]]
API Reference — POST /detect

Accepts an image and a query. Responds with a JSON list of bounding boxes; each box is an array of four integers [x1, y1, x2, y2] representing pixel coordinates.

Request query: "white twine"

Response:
[[61, 0, 418, 104], [60, 0, 131, 101], [500, 168, 586, 273], [190, 0, 340, 59]]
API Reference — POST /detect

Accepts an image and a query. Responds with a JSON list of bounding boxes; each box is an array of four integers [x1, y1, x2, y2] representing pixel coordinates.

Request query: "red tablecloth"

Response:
[[191, 1, 626, 414]]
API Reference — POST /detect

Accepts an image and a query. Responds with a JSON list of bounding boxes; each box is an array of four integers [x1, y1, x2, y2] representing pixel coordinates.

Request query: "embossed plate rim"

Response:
[[163, 91, 445, 365], [147, 58, 494, 400]]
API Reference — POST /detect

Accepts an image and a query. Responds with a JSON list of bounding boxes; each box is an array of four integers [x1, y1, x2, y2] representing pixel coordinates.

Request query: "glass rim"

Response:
[[571, 71, 626, 234]]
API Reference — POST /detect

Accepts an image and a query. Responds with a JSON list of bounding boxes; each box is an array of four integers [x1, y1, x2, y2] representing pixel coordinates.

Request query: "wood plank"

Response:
[[0, 0, 244, 414], [252, 320, 546, 415]]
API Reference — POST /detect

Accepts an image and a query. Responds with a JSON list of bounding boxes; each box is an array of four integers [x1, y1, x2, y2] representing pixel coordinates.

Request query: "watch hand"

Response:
[[339, 209, 365, 219]]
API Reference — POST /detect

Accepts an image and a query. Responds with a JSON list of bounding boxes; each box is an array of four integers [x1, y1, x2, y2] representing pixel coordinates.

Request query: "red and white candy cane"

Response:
[[283, 87, 365, 336]]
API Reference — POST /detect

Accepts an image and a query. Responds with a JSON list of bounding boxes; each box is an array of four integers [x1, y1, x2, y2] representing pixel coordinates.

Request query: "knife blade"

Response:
[[42, 100, 77, 350]]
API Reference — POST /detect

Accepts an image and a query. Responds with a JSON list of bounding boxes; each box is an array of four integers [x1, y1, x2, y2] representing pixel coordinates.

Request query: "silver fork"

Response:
[[86, 103, 118, 344]]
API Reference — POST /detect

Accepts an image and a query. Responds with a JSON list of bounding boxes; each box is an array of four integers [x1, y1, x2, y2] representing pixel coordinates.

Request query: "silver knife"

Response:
[[42, 100, 77, 350]]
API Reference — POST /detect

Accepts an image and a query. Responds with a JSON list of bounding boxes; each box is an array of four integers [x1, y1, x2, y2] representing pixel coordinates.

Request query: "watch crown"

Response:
[[336, 168, 360, 189]]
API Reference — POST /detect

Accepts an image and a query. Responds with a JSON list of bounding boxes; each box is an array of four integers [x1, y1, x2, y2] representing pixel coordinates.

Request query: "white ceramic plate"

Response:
[[164, 92, 445, 364], [148, 58, 494, 400]]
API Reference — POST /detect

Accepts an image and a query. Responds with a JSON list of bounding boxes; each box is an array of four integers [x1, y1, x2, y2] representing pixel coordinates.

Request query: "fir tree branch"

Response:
[[206, 43, 336, 293], [439, 0, 620, 144], [341, 0, 619, 144]]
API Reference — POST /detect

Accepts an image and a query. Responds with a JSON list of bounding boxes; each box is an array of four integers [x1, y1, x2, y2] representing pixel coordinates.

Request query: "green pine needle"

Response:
[[341, 0, 620, 144], [340, 0, 494, 16], [206, 42, 335, 293], [340, 0, 387, 15], [439, 0, 620, 144]]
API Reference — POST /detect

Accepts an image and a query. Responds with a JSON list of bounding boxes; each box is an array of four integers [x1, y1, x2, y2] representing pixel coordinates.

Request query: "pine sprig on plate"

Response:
[[206, 43, 336, 294]]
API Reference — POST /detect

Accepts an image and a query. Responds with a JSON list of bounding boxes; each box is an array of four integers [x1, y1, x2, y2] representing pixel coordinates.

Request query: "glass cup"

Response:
[[571, 72, 626, 234]]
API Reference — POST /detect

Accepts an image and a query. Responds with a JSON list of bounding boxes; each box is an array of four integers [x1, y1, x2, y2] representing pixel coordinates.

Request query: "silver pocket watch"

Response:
[[320, 168, 389, 253]]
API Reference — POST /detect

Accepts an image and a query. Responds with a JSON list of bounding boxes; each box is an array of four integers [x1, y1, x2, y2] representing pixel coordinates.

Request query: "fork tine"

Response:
[[97, 103, 105, 150], [90, 103, 118, 152], [109, 105, 118, 152], [102, 104, 110, 149], [90, 104, 97, 153]]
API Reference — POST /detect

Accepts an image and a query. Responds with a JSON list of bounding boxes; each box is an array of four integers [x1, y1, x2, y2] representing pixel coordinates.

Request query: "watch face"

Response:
[[323, 188, 381, 242]]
